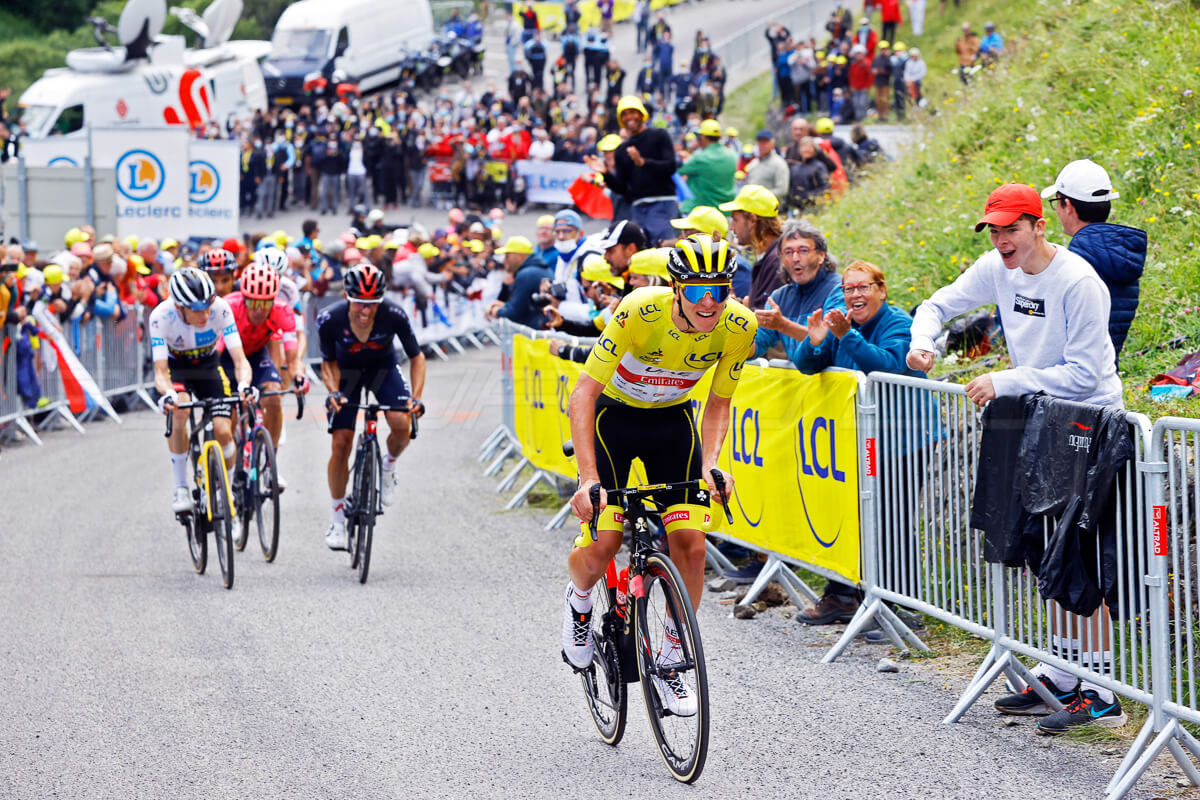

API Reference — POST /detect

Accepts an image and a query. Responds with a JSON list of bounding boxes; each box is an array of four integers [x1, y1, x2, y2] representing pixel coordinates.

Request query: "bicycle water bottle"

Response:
[[616, 567, 629, 618], [242, 438, 253, 480]]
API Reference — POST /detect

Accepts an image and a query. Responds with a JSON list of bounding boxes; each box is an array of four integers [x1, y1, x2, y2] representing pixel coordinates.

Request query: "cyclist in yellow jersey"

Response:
[[562, 234, 757, 717]]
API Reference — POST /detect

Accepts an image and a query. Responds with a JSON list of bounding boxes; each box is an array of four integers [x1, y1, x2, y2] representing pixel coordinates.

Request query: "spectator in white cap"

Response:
[[528, 128, 555, 161], [1042, 159, 1147, 365]]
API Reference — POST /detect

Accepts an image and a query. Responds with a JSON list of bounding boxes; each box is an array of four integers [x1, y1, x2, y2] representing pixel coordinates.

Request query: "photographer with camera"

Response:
[[485, 236, 552, 329]]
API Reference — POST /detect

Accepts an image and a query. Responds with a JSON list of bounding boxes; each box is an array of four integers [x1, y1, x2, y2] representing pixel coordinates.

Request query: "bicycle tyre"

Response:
[[253, 428, 281, 562], [580, 572, 627, 745], [233, 429, 250, 551], [348, 442, 364, 569], [208, 446, 235, 590], [634, 553, 709, 783], [184, 512, 206, 574], [356, 443, 378, 584]]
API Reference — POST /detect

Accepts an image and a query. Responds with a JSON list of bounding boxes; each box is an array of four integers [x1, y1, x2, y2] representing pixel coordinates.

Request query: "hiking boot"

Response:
[[796, 592, 860, 625], [1036, 689, 1127, 734], [995, 674, 1079, 716]]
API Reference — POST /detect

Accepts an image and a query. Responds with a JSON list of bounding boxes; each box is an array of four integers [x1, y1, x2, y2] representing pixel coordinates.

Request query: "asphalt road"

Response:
[[0, 345, 1167, 798]]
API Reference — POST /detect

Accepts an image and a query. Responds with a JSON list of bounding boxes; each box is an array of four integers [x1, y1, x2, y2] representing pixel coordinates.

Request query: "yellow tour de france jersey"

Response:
[[583, 286, 759, 409]]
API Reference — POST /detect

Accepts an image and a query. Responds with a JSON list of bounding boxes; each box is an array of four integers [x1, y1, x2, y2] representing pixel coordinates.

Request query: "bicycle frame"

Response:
[[167, 400, 235, 523]]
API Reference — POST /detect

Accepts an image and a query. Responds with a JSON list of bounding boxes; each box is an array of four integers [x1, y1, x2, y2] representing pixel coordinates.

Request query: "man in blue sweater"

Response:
[[1041, 159, 1146, 367], [485, 235, 552, 329]]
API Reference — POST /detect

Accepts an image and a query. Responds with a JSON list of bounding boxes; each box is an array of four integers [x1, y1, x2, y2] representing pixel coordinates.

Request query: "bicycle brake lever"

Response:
[[588, 483, 602, 542], [410, 411, 419, 440], [165, 410, 173, 438], [710, 469, 734, 525], [296, 388, 305, 420]]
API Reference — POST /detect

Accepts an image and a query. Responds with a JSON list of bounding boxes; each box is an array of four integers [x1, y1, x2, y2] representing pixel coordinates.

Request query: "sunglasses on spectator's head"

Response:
[[679, 283, 731, 304]]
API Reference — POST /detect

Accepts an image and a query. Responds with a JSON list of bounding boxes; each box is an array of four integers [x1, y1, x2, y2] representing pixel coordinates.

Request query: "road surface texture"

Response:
[[0, 346, 1169, 798]]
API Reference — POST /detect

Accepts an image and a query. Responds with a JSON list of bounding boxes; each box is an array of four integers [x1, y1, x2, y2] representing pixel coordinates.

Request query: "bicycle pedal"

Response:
[[561, 650, 591, 675]]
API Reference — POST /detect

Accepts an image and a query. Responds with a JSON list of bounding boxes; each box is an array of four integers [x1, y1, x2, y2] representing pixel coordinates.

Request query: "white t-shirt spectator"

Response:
[[529, 137, 555, 161]]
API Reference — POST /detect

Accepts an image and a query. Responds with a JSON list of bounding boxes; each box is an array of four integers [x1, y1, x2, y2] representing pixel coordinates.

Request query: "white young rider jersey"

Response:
[[149, 297, 242, 362], [278, 275, 305, 331]]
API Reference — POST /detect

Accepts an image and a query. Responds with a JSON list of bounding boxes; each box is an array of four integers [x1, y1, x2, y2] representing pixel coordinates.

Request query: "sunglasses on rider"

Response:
[[679, 283, 731, 304], [245, 298, 274, 311]]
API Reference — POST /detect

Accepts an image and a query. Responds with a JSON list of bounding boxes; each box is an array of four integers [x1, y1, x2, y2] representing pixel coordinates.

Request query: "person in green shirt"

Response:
[[677, 118, 738, 214]]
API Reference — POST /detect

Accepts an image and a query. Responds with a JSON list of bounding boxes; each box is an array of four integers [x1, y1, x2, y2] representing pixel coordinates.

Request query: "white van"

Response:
[[261, 0, 434, 106]]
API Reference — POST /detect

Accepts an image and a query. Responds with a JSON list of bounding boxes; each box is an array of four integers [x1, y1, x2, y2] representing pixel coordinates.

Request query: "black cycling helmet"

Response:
[[198, 247, 236, 273], [666, 234, 736, 283], [343, 263, 386, 303]]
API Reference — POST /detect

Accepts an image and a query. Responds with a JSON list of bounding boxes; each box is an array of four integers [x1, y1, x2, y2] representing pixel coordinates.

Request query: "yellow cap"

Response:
[[496, 235, 534, 255], [893, 41, 907, 51], [616, 95, 649, 120], [64, 227, 86, 247], [418, 243, 441, 260], [834, 55, 848, 65], [815, 50, 826, 59], [735, 169, 746, 180], [466, 239, 486, 253], [684, 132, 697, 143], [363, 235, 383, 250], [580, 254, 613, 283], [878, 40, 890, 49], [718, 184, 779, 218], [356, 237, 372, 250], [161, 238, 179, 250], [698, 119, 722, 138], [16, 264, 29, 281], [129, 254, 151, 275], [312, 238, 323, 252], [536, 214, 555, 228], [670, 206, 730, 236], [628, 248, 671, 280], [124, 235, 139, 251], [815, 117, 836, 134], [43, 264, 64, 284], [725, 126, 739, 138], [597, 134, 622, 152], [271, 230, 291, 248]]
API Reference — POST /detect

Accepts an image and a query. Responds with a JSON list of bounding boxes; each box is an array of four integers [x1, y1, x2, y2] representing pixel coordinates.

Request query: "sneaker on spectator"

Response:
[[172, 486, 192, 513], [325, 521, 349, 551], [995, 674, 1079, 716], [721, 559, 765, 585], [1036, 689, 1126, 734], [796, 591, 859, 625]]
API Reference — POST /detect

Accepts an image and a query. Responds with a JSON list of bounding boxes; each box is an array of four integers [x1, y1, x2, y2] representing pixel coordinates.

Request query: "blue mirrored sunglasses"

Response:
[[679, 283, 731, 304]]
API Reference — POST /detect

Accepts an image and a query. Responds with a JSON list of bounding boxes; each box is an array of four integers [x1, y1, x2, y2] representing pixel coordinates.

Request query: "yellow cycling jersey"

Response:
[[583, 286, 758, 409]]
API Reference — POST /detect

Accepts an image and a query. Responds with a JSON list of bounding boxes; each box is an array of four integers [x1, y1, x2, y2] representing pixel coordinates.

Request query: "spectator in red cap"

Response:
[[222, 237, 249, 269]]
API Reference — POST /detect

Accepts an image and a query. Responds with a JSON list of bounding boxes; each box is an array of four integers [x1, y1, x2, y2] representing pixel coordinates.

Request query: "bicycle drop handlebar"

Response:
[[584, 469, 736, 543], [324, 401, 422, 438], [163, 387, 306, 437]]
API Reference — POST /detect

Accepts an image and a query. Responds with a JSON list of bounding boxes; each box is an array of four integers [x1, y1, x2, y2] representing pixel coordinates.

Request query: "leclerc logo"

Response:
[[47, 156, 79, 167], [115, 149, 165, 202], [189, 160, 220, 204]]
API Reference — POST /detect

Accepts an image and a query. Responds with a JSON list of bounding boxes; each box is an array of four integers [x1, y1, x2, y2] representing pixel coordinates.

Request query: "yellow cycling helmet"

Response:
[[815, 117, 836, 134], [666, 234, 736, 283]]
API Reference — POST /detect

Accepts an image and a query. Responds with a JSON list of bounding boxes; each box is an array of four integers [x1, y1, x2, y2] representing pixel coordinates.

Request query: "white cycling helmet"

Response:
[[254, 246, 290, 275], [169, 267, 216, 310]]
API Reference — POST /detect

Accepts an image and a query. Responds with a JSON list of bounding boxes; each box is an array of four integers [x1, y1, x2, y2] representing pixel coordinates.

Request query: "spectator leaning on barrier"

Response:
[[744, 129, 790, 204], [721, 185, 782, 311], [1041, 159, 1147, 367], [677, 119, 738, 215], [906, 182, 1127, 732], [486, 235, 552, 329]]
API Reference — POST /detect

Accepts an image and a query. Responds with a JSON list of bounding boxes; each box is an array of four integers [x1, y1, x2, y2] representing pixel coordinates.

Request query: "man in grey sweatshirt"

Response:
[[906, 181, 1122, 408]]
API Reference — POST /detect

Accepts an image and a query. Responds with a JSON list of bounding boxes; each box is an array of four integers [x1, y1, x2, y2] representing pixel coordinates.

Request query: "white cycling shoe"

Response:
[[172, 486, 192, 513], [324, 521, 349, 551], [652, 667, 698, 717], [561, 589, 594, 670], [380, 469, 397, 507]]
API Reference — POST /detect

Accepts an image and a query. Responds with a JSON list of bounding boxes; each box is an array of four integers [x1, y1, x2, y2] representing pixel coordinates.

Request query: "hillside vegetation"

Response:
[[815, 0, 1200, 415]]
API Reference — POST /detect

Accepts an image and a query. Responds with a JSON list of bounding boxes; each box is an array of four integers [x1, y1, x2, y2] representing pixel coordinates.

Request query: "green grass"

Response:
[[804, 0, 1200, 417], [724, 70, 774, 144]]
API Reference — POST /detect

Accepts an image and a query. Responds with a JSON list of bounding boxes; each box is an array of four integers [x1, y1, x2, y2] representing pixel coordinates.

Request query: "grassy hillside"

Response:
[[813, 0, 1200, 416]]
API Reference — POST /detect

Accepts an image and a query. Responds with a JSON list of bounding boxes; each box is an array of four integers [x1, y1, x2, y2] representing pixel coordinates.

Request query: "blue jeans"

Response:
[[633, 199, 680, 247]]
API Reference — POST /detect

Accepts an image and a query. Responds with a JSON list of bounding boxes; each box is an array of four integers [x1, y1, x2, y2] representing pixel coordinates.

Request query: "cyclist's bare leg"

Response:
[[383, 409, 412, 458], [213, 416, 236, 472], [567, 529, 623, 591], [167, 390, 192, 455], [328, 429, 354, 498], [665, 528, 706, 612], [260, 379, 283, 446]]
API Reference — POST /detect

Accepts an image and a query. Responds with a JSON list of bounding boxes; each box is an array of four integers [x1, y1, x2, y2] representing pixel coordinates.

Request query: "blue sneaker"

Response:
[[994, 674, 1078, 716], [1036, 689, 1127, 734]]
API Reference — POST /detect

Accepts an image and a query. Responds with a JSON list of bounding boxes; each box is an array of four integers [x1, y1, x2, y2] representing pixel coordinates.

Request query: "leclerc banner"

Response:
[[187, 139, 239, 240], [19, 138, 90, 168], [510, 335, 862, 584], [514, 160, 591, 205], [90, 127, 190, 240]]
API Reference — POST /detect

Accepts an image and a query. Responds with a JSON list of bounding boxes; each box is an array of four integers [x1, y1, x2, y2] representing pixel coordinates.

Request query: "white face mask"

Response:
[[554, 238, 577, 254]]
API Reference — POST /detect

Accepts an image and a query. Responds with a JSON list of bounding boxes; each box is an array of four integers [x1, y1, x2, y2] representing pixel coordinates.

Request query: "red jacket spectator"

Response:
[[880, 0, 902, 24], [849, 55, 874, 92]]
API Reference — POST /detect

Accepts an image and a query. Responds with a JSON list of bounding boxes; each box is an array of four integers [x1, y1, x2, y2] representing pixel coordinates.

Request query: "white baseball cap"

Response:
[[1041, 159, 1119, 202]]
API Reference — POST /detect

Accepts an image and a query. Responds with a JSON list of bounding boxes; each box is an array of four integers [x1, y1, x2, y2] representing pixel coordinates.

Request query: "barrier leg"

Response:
[[1166, 739, 1200, 787], [484, 442, 515, 477], [778, 567, 821, 606], [546, 501, 574, 531], [463, 332, 485, 350], [135, 386, 157, 412], [875, 603, 931, 653], [426, 343, 449, 361], [478, 425, 507, 460], [822, 596, 884, 663], [1180, 725, 1200, 759], [943, 646, 1012, 724], [504, 470, 551, 510], [447, 337, 467, 355], [1106, 719, 1183, 800], [497, 456, 530, 493], [56, 406, 87, 435], [1107, 718, 1160, 797], [735, 555, 787, 607], [705, 540, 737, 576], [13, 416, 43, 446], [479, 327, 502, 346]]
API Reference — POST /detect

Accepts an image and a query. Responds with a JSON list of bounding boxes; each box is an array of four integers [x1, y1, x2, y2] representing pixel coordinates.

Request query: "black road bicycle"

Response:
[[231, 388, 305, 562]]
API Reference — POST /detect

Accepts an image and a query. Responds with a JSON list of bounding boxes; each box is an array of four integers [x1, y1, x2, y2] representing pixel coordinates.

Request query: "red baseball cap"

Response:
[[222, 237, 245, 253], [975, 183, 1044, 232]]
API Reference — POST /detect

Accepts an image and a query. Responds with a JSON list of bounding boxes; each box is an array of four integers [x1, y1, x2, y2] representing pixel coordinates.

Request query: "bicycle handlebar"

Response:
[[324, 401, 422, 436], [583, 469, 735, 542], [259, 387, 305, 420], [163, 396, 234, 438]]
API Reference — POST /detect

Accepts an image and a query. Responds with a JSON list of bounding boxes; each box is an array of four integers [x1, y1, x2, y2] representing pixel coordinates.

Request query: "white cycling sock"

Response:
[[658, 619, 682, 664], [383, 452, 398, 473], [331, 497, 346, 524], [1031, 663, 1077, 691], [566, 582, 593, 612], [170, 453, 189, 488], [1080, 681, 1116, 704]]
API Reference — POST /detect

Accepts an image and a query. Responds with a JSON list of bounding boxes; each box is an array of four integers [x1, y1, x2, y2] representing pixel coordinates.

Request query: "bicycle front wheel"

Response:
[[634, 553, 709, 783], [580, 571, 627, 745], [184, 512, 206, 574], [253, 428, 281, 562], [208, 447, 235, 590], [355, 444, 378, 584]]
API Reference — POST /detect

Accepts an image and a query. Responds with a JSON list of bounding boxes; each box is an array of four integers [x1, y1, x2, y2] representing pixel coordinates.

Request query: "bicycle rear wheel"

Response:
[[252, 428, 281, 562], [348, 443, 364, 569], [184, 512, 206, 574], [634, 553, 709, 783], [208, 447, 235, 590], [355, 444, 378, 584], [580, 571, 627, 745]]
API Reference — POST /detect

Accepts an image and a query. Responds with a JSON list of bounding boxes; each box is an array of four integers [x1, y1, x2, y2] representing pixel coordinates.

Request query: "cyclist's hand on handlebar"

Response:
[[325, 391, 346, 414], [157, 392, 177, 415], [238, 383, 259, 403], [704, 464, 734, 503], [293, 374, 311, 394], [571, 480, 606, 524], [408, 397, 426, 418]]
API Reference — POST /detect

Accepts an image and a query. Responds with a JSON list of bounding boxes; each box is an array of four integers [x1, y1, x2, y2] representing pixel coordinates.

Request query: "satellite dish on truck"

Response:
[[65, 0, 167, 73], [170, 0, 241, 49]]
